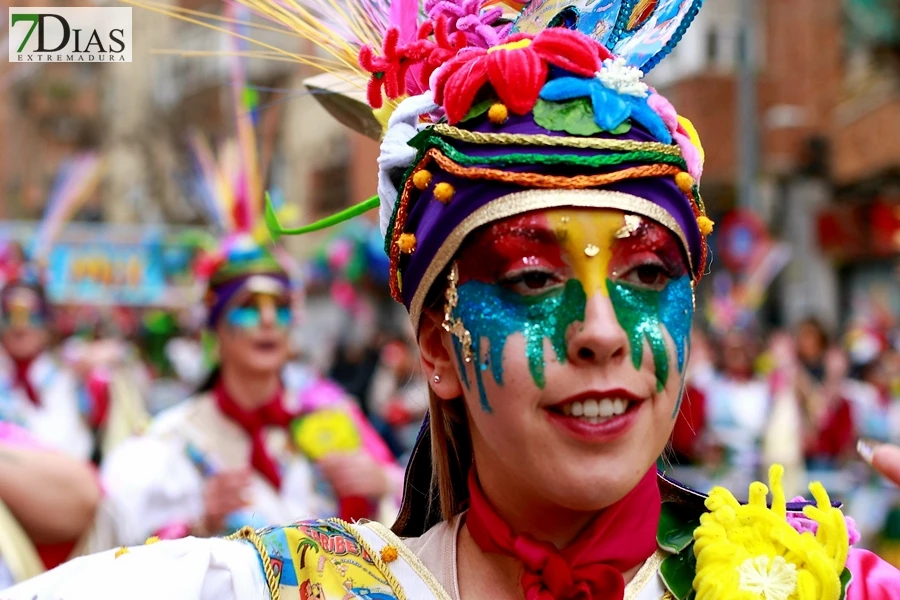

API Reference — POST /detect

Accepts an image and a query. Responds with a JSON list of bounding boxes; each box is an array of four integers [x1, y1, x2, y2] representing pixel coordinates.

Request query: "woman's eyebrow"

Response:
[[487, 224, 559, 249]]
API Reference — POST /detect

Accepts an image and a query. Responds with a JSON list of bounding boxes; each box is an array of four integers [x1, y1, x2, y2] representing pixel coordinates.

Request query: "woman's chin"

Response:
[[532, 463, 654, 512]]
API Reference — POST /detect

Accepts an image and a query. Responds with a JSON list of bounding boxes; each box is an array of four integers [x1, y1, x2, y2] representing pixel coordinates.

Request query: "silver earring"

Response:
[[433, 374, 442, 384]]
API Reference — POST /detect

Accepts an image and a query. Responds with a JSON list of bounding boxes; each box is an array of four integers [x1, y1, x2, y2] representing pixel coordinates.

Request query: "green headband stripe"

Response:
[[382, 133, 691, 251], [418, 136, 689, 171]]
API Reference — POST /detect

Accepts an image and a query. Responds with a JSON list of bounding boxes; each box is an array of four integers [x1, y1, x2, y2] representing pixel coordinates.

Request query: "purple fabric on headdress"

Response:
[[206, 272, 291, 328], [398, 113, 702, 309]]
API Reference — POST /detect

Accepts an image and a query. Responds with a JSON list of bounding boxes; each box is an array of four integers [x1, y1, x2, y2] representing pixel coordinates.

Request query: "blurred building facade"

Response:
[[1, 0, 380, 256], [652, 0, 900, 331]]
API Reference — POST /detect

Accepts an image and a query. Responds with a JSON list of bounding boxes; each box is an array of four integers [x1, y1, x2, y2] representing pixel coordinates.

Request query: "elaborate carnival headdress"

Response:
[[144, 0, 714, 533]]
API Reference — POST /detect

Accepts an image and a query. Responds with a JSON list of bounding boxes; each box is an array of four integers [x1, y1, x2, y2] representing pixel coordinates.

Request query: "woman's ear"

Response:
[[418, 311, 465, 401]]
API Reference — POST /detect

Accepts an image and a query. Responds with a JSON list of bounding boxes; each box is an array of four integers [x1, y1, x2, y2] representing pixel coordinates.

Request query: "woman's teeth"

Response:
[[561, 398, 630, 419]]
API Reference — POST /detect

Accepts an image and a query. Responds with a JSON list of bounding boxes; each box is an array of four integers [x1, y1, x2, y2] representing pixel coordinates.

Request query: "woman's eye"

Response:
[[620, 263, 672, 289], [499, 270, 563, 294]]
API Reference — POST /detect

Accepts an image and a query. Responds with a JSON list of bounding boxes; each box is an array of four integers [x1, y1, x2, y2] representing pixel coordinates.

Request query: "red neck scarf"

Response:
[[12, 357, 39, 406], [213, 380, 292, 490], [466, 467, 661, 600]]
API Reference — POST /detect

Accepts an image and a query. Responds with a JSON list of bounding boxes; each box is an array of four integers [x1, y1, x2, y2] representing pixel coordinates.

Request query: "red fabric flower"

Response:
[[433, 28, 605, 124]]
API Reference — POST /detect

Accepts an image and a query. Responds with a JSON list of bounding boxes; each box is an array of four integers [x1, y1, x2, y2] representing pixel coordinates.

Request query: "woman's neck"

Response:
[[218, 364, 281, 411], [476, 460, 600, 548]]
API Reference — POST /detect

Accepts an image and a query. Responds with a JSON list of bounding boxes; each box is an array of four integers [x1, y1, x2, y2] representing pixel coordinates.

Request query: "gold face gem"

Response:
[[616, 214, 643, 239], [442, 262, 474, 363], [584, 244, 600, 257]]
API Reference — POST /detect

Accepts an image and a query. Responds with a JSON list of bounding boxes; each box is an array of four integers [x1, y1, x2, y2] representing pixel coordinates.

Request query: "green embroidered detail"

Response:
[[533, 98, 632, 136], [840, 568, 853, 600], [658, 503, 701, 554], [660, 545, 698, 600], [411, 135, 688, 171], [461, 96, 497, 122]]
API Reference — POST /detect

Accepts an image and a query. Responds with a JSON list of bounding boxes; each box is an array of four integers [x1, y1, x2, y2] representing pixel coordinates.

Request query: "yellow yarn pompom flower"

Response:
[[434, 182, 456, 204], [697, 216, 715, 236], [397, 233, 417, 254], [488, 103, 509, 124], [413, 169, 433, 190], [693, 465, 849, 600]]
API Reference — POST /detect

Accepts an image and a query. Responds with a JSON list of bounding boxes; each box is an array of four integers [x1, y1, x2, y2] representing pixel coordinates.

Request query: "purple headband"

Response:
[[395, 114, 703, 327], [206, 272, 291, 328]]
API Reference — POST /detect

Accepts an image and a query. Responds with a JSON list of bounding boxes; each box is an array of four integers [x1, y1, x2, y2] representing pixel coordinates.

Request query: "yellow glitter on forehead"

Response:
[[545, 208, 625, 298]]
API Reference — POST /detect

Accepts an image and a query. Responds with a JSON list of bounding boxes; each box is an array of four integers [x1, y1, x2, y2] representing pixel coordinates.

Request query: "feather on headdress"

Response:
[[145, 0, 712, 319]]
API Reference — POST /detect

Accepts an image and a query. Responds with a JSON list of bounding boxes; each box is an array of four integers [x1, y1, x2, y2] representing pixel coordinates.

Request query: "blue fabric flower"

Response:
[[539, 76, 672, 144]]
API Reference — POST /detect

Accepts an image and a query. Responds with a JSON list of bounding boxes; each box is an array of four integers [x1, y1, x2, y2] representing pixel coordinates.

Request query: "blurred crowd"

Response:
[[2, 240, 900, 587], [667, 318, 900, 559]]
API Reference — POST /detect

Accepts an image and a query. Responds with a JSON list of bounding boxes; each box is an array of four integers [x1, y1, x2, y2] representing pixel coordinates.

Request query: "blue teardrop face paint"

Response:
[[448, 208, 694, 413], [224, 294, 292, 331]]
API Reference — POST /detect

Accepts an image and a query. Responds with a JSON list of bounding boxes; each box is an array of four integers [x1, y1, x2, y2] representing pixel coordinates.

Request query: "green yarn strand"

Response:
[[264, 192, 379, 241]]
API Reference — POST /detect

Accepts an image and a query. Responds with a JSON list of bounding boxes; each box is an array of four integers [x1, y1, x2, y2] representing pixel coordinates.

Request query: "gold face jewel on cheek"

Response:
[[442, 262, 474, 363], [616, 214, 643, 239], [584, 244, 600, 257]]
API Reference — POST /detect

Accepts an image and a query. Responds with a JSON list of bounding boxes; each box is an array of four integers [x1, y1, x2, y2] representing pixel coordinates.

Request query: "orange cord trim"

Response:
[[388, 149, 693, 301]]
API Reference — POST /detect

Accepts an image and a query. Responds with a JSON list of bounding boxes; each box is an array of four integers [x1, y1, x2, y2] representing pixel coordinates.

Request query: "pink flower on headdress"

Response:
[[433, 29, 602, 124], [425, 0, 511, 48], [647, 91, 704, 180]]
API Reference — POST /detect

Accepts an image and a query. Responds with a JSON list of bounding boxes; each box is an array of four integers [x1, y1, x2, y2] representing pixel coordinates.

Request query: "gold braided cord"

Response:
[[431, 125, 683, 157], [388, 148, 686, 302], [623, 550, 668, 600], [327, 519, 408, 600], [428, 148, 684, 189], [225, 526, 280, 600]]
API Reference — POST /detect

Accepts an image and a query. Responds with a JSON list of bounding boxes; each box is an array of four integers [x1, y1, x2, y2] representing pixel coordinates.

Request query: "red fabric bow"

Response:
[[466, 467, 660, 600], [214, 381, 292, 489]]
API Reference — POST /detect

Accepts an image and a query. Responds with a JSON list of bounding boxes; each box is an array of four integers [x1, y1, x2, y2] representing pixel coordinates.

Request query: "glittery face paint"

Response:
[[452, 279, 586, 412], [0, 289, 45, 329], [224, 293, 292, 331], [452, 208, 694, 413]]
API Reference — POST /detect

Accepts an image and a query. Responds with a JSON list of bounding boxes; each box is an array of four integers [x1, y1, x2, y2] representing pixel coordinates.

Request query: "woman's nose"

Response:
[[257, 299, 277, 327], [567, 294, 629, 367]]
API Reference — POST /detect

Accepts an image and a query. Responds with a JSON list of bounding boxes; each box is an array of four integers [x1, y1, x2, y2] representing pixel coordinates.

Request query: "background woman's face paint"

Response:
[[0, 289, 45, 329], [452, 208, 693, 412], [224, 293, 292, 331]]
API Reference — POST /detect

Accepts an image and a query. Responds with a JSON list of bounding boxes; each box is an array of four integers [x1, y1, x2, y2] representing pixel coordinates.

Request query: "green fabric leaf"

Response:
[[658, 502, 701, 553], [839, 567, 853, 600], [610, 122, 633, 135], [533, 99, 634, 136], [660, 543, 697, 600], [533, 98, 603, 136], [461, 96, 495, 122]]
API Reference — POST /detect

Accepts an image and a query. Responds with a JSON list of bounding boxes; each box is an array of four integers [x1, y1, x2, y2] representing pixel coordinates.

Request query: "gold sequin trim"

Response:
[[226, 525, 280, 600], [361, 520, 455, 600], [442, 263, 473, 362], [624, 550, 668, 600], [409, 189, 693, 330], [431, 124, 683, 157]]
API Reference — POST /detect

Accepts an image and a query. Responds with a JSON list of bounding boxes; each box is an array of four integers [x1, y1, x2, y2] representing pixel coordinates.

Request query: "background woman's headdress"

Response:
[[219, 0, 713, 326]]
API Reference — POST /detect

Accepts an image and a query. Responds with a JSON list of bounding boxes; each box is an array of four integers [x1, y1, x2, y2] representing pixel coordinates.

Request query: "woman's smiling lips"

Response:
[[545, 389, 646, 443]]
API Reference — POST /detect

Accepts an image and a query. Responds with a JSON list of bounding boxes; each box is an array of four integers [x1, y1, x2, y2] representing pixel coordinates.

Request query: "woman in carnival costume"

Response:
[[0, 272, 129, 464], [97, 118, 402, 547], [0, 422, 102, 589], [7, 0, 900, 598]]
